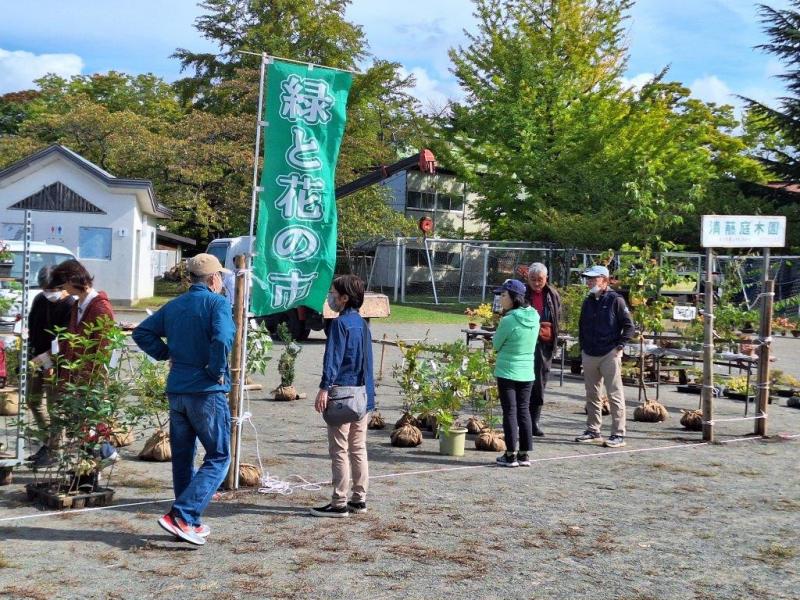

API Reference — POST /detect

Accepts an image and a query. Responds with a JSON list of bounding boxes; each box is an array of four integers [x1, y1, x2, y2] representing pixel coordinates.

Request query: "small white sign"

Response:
[[702, 215, 786, 248], [673, 305, 697, 321]]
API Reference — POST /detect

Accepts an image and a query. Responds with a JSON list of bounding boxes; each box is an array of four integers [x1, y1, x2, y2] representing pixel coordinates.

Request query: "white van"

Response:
[[0, 241, 76, 332]]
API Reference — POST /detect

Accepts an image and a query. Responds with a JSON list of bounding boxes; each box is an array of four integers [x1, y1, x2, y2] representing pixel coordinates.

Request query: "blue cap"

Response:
[[581, 265, 610, 278], [493, 278, 527, 295]]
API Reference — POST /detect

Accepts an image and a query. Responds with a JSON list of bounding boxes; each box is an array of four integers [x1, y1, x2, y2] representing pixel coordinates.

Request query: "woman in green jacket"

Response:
[[492, 279, 540, 467]]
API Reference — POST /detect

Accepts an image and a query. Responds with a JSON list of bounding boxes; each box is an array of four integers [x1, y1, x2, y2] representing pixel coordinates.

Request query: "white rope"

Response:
[[705, 414, 766, 425], [234, 406, 321, 496]]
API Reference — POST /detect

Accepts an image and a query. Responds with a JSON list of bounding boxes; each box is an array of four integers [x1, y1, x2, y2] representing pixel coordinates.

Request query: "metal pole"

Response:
[[400, 239, 407, 304], [17, 210, 32, 463], [756, 249, 773, 437], [232, 53, 268, 490], [423, 236, 439, 305], [702, 248, 714, 443], [393, 238, 400, 303], [458, 243, 469, 303], [481, 244, 489, 302]]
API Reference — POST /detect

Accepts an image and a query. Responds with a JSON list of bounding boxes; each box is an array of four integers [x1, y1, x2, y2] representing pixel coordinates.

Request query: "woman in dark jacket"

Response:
[[525, 262, 562, 436], [312, 274, 375, 518], [26, 265, 75, 466]]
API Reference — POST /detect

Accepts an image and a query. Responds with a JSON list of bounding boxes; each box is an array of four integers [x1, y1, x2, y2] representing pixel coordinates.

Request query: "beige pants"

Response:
[[327, 413, 369, 508], [27, 372, 61, 449], [582, 349, 626, 437]]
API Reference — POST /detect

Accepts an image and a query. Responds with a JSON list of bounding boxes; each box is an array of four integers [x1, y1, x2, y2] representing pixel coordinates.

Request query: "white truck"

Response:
[[206, 236, 389, 340], [0, 241, 76, 333]]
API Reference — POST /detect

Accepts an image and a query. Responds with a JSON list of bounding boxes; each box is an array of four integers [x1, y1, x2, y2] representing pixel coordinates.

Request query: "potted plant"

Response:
[[0, 241, 13, 278], [273, 322, 301, 401], [473, 386, 506, 451], [26, 317, 134, 509], [129, 355, 170, 462], [464, 303, 496, 331], [723, 375, 756, 402]]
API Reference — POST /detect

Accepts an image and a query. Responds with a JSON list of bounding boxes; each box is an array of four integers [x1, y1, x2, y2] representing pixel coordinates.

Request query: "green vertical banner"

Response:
[[252, 59, 352, 316]]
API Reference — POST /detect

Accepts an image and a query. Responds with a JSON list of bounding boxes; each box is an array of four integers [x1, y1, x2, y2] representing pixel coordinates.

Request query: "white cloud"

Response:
[[0, 48, 83, 94], [620, 72, 655, 91], [690, 75, 734, 106], [400, 66, 462, 112]]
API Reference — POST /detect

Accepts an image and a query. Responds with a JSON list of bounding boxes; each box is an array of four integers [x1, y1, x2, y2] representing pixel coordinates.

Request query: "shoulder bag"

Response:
[[323, 320, 369, 427]]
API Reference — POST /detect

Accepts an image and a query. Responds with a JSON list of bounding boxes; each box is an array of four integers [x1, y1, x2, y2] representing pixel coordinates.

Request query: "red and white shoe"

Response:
[[194, 524, 211, 538], [157, 512, 205, 546]]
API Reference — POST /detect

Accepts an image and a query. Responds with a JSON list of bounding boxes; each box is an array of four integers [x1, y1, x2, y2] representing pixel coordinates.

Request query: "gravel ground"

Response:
[[1, 322, 799, 600]]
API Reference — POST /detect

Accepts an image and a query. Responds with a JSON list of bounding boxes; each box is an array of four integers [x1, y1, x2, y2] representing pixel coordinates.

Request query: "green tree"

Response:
[[439, 0, 765, 249]]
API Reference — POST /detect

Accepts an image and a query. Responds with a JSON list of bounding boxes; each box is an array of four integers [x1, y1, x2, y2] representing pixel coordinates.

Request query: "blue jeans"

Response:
[[168, 392, 231, 526]]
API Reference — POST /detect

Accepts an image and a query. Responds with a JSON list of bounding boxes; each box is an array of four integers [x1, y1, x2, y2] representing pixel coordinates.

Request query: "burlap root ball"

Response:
[[394, 412, 420, 430], [475, 430, 506, 452], [419, 414, 438, 432], [788, 396, 800, 409], [239, 463, 262, 487], [274, 385, 298, 401], [465, 416, 487, 434], [584, 396, 611, 416], [138, 429, 171, 461], [110, 423, 134, 448], [368, 411, 386, 429], [390, 424, 423, 447], [633, 401, 669, 423], [680, 409, 704, 431]]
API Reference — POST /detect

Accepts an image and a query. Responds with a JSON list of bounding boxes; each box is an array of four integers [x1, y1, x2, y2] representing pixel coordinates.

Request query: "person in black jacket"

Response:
[[524, 262, 561, 436], [574, 265, 635, 448], [25, 265, 75, 465]]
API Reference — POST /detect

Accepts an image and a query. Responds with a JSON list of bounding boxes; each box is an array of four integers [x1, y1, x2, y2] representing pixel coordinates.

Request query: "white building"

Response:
[[0, 145, 172, 305]]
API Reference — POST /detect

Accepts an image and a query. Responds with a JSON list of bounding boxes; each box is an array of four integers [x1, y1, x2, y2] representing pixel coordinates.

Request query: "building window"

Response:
[[406, 191, 435, 210], [407, 191, 464, 212], [78, 227, 112, 260], [437, 194, 464, 212]]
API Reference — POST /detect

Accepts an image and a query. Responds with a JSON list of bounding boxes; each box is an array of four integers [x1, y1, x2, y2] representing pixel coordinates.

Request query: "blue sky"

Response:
[[0, 0, 792, 114]]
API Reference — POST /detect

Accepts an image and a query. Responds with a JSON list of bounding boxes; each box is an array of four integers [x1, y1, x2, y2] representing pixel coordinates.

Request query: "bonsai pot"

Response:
[[724, 390, 755, 402], [468, 322, 478, 330], [481, 324, 496, 332], [438, 427, 468, 457]]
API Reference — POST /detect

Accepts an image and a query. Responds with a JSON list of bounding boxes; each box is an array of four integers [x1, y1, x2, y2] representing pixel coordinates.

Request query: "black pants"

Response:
[[530, 344, 553, 410], [497, 377, 534, 454]]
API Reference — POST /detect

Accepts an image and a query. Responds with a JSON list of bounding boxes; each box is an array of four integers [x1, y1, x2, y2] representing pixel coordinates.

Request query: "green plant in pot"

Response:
[[128, 354, 171, 461], [30, 317, 134, 502], [0, 241, 12, 277], [274, 322, 301, 401], [427, 342, 471, 456]]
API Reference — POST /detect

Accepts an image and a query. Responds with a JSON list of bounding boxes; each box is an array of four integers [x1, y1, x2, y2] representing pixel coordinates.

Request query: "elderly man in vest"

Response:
[[524, 262, 561, 436], [574, 265, 635, 448], [133, 253, 235, 545]]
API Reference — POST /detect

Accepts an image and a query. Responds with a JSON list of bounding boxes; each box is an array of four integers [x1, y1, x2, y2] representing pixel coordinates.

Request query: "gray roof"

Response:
[[0, 144, 173, 218], [156, 230, 196, 246]]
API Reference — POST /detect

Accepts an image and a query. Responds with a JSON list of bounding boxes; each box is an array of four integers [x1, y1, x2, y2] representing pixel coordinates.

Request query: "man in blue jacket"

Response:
[[574, 265, 635, 448], [133, 253, 235, 545]]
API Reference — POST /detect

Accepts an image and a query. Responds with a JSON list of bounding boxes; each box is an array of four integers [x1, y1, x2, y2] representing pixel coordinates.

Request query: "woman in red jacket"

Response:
[[48, 260, 115, 356]]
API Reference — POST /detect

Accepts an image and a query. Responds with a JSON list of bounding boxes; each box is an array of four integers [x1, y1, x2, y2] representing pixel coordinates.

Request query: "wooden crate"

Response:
[[25, 481, 114, 510]]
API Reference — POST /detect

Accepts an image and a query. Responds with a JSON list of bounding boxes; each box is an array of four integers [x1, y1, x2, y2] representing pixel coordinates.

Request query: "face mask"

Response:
[[44, 291, 62, 302], [589, 285, 601, 296], [327, 293, 340, 311]]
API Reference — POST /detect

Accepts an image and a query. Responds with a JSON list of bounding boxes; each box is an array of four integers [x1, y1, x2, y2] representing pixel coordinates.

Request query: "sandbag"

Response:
[[633, 401, 669, 423], [138, 429, 171, 461], [680, 409, 704, 431], [584, 396, 610, 416], [390, 424, 422, 447], [239, 463, 262, 487], [274, 385, 298, 401], [475, 430, 506, 452], [368, 411, 386, 430], [465, 416, 487, 435]]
